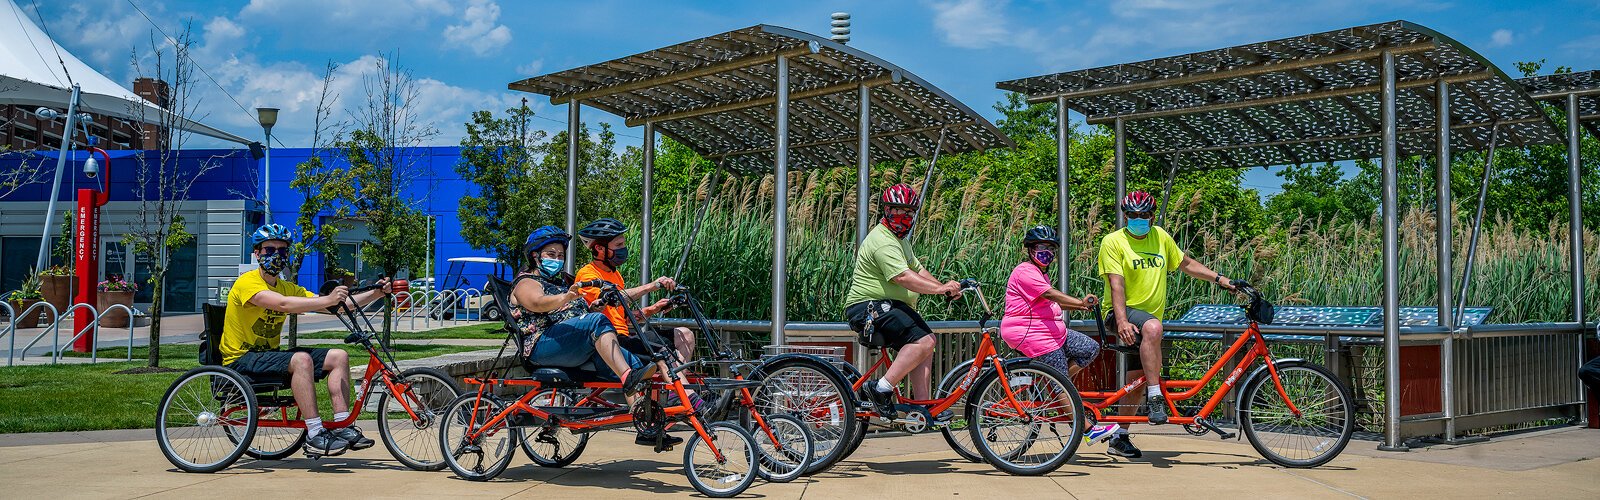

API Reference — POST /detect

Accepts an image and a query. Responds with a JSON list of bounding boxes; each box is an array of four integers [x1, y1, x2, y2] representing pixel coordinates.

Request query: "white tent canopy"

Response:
[[0, 0, 252, 145]]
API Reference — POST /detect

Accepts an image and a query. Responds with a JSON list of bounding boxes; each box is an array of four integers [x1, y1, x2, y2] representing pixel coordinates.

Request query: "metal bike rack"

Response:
[[57, 303, 136, 363], [6, 302, 60, 366]]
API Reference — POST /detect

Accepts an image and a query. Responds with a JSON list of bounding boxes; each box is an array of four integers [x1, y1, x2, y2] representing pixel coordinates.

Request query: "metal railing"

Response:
[[3, 302, 139, 366], [656, 317, 1595, 442]]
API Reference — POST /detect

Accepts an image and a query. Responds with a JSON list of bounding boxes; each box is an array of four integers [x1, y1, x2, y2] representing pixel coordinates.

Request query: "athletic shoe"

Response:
[[1084, 423, 1121, 445], [1106, 435, 1142, 458], [635, 431, 684, 447], [332, 426, 375, 451], [305, 430, 350, 457], [866, 379, 896, 413], [1147, 394, 1169, 425]]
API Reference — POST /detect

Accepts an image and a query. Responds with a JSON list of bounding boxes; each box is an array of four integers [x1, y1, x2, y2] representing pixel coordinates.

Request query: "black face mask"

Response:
[[603, 246, 629, 268]]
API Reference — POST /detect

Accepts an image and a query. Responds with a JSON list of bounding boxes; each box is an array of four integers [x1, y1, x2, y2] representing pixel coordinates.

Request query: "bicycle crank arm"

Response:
[[1194, 417, 1236, 440]]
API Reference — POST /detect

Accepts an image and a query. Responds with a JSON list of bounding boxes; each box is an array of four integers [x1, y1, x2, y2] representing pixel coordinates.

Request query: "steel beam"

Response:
[[857, 84, 872, 245], [1114, 117, 1127, 226], [1027, 42, 1439, 104], [642, 122, 656, 296], [625, 74, 895, 127], [1378, 50, 1407, 452], [1567, 93, 1586, 326], [1057, 96, 1071, 291], [1436, 79, 1457, 441], [773, 55, 790, 346], [1082, 71, 1493, 125], [524, 45, 816, 104], [566, 101, 580, 271]]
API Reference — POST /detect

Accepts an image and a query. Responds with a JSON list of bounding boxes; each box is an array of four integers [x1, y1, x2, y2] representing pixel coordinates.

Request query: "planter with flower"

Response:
[[97, 276, 139, 328], [39, 265, 76, 314], [6, 271, 47, 329]]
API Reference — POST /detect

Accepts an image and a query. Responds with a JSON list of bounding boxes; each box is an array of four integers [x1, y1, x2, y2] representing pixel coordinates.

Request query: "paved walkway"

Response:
[[2, 423, 1596, 499]]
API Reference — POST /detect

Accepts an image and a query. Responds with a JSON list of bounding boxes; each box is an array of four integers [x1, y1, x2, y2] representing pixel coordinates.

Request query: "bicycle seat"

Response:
[[526, 367, 610, 388]]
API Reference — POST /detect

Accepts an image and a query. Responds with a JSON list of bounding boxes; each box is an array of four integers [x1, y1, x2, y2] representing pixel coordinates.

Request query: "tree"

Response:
[[284, 61, 353, 347], [455, 99, 547, 271], [124, 25, 219, 369], [335, 54, 436, 341], [0, 150, 48, 201]]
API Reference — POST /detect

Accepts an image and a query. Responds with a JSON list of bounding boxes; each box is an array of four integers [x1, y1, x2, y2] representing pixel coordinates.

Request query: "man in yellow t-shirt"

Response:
[[223, 224, 391, 457], [1097, 191, 1237, 459]]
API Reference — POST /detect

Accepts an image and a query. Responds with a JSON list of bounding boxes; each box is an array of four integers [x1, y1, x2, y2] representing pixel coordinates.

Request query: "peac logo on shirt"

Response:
[[1129, 251, 1166, 271]]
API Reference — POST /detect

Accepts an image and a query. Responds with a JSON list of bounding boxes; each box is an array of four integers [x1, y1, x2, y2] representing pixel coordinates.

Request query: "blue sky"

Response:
[[22, 0, 1600, 194]]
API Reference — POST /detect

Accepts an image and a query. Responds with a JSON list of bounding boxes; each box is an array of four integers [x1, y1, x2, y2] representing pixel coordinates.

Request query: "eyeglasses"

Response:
[[260, 245, 290, 255], [1125, 211, 1155, 220]]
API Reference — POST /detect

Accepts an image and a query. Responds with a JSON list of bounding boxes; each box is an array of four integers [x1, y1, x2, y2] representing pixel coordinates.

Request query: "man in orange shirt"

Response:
[[573, 218, 697, 370]]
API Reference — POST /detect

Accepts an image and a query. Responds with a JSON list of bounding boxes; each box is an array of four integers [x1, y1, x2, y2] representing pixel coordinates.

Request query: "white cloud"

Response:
[[929, 0, 1029, 49], [1489, 28, 1513, 47], [516, 59, 544, 76], [443, 0, 513, 57]]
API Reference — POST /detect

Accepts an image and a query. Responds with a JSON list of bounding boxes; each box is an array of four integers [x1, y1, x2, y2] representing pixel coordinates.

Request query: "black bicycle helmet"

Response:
[[577, 217, 628, 242], [1023, 225, 1059, 246]]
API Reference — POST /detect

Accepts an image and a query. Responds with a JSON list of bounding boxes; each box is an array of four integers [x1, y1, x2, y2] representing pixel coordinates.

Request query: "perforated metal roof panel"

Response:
[[511, 25, 1012, 175], [997, 21, 1562, 171], [1518, 70, 1600, 137]]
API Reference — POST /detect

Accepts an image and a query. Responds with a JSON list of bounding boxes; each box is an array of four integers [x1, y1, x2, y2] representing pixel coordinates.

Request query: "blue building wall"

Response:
[[1, 146, 492, 291]]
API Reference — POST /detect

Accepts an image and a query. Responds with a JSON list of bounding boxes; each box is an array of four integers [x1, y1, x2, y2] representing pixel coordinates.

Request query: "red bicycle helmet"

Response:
[[1121, 191, 1155, 213], [881, 183, 920, 208]]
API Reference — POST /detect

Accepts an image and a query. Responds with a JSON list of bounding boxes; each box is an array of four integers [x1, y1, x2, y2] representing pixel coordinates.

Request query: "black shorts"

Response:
[[227, 348, 332, 383], [1103, 307, 1159, 369], [846, 299, 933, 350]]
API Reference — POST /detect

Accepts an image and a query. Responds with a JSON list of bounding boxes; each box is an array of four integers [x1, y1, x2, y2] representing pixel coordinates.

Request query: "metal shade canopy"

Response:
[[996, 20, 1562, 171], [1519, 70, 1600, 138], [510, 24, 1012, 175]]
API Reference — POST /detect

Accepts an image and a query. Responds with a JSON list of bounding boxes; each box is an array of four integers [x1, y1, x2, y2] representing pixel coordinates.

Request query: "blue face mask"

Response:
[[1127, 218, 1152, 237], [539, 258, 564, 278], [257, 248, 290, 276]]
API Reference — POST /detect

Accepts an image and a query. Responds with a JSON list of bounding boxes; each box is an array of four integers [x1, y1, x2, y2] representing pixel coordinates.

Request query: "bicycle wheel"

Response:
[[439, 393, 517, 481], [157, 366, 257, 473], [750, 358, 855, 475], [1239, 360, 1354, 468], [937, 360, 984, 463], [750, 413, 813, 483], [967, 363, 1083, 476], [228, 418, 304, 460], [377, 367, 463, 471], [684, 421, 758, 498], [516, 389, 590, 468]]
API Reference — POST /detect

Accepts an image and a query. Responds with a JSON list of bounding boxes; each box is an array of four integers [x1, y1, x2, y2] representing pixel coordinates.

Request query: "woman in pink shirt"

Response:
[[1002, 226, 1119, 441]]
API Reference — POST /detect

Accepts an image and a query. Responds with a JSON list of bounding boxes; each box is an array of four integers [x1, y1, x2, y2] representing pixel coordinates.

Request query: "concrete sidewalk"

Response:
[[2, 423, 1596, 499]]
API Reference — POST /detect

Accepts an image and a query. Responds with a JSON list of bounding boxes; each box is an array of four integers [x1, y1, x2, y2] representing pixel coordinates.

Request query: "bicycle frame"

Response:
[[1081, 320, 1303, 425]]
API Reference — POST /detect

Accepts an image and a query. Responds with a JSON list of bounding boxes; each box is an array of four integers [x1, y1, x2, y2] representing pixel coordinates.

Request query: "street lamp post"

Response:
[[255, 107, 279, 217]]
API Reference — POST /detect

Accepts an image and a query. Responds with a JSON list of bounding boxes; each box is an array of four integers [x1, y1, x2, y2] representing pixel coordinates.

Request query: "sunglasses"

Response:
[[1124, 211, 1155, 220], [260, 246, 290, 255]]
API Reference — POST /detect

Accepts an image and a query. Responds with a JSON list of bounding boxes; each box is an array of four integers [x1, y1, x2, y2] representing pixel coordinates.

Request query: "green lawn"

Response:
[[295, 323, 505, 340], [0, 343, 484, 434]]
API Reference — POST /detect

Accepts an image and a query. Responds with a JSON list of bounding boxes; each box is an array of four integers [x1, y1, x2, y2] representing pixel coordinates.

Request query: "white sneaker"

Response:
[[1084, 423, 1121, 445]]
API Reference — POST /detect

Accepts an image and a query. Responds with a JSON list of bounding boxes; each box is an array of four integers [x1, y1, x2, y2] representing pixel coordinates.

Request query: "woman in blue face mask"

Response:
[[507, 225, 653, 436]]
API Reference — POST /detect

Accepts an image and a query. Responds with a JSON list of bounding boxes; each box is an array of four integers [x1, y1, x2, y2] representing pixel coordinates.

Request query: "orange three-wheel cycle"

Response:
[[438, 278, 812, 498], [156, 282, 465, 473], [1082, 283, 1356, 468]]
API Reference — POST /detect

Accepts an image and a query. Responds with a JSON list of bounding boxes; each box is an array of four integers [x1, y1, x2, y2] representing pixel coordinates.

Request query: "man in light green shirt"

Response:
[[844, 183, 961, 413]]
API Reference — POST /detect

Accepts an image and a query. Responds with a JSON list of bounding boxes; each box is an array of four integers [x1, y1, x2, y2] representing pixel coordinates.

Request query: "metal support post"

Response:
[[36, 84, 83, 272], [1568, 93, 1589, 426], [773, 55, 790, 346], [857, 84, 872, 245], [566, 101, 580, 271], [1437, 79, 1458, 440], [1378, 50, 1408, 452], [642, 122, 656, 300], [1113, 116, 1127, 383], [1057, 96, 1071, 290]]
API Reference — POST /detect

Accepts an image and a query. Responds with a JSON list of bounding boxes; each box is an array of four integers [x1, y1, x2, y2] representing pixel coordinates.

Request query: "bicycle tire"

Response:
[[157, 366, 257, 473], [967, 362, 1083, 476], [1239, 360, 1354, 468], [377, 367, 463, 471], [439, 393, 517, 481], [748, 357, 856, 476]]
